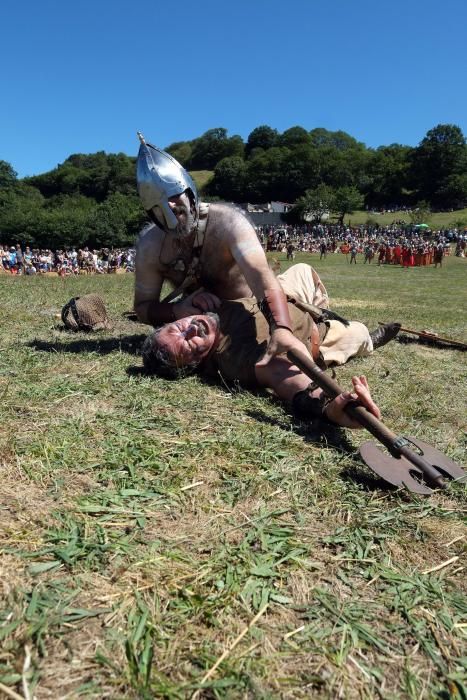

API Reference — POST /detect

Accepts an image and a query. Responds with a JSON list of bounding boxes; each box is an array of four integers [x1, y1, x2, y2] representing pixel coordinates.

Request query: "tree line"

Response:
[[0, 123, 466, 248]]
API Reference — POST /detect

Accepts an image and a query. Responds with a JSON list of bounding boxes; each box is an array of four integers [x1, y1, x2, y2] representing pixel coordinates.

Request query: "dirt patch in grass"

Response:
[[51, 397, 116, 422], [0, 553, 30, 598], [0, 463, 57, 535]]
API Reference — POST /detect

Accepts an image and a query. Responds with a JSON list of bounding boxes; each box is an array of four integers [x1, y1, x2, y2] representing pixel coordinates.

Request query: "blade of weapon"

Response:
[[320, 308, 351, 327], [379, 322, 467, 349], [290, 298, 350, 326], [359, 437, 465, 493], [287, 348, 466, 492], [359, 442, 433, 494], [403, 437, 466, 481]]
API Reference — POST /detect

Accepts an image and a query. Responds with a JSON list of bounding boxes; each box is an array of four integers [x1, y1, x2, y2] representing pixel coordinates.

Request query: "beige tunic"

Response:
[[201, 299, 314, 386]]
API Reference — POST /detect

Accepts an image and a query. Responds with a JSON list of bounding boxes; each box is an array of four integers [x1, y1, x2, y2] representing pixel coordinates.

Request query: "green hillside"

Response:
[[188, 173, 467, 230], [190, 170, 214, 193]]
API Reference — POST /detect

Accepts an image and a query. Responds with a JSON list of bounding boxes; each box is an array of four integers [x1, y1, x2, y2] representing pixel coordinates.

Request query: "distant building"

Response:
[[241, 201, 292, 214], [237, 202, 289, 226], [270, 201, 293, 213]]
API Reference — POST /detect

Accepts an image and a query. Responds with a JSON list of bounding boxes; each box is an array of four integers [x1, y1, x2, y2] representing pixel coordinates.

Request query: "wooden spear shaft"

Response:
[[378, 323, 467, 349]]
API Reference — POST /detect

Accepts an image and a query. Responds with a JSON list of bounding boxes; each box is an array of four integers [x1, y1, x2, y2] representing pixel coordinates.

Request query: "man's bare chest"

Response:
[[199, 235, 233, 283], [158, 229, 231, 284], [158, 235, 195, 286]]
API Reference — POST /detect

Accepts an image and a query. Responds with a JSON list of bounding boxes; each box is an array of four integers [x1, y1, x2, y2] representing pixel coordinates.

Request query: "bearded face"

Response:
[[168, 192, 197, 238], [149, 190, 198, 238], [154, 313, 219, 367]]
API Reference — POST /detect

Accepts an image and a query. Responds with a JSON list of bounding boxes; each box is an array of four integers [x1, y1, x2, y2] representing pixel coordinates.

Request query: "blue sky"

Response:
[[1, 0, 466, 178]]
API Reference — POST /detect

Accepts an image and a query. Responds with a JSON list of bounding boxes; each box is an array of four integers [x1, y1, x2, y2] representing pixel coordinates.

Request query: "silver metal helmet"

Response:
[[136, 132, 199, 230]]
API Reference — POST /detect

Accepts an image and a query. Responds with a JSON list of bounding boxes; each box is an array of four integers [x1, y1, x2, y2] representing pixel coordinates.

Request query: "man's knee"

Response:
[[278, 263, 314, 288], [320, 321, 373, 366]]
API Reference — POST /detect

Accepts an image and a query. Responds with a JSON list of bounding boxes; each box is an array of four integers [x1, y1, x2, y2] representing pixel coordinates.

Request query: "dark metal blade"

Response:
[[405, 437, 466, 482], [359, 442, 434, 494], [321, 309, 350, 327]]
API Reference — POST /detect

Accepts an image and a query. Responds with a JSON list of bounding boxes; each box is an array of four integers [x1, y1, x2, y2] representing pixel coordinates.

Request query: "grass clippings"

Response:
[[0, 254, 466, 698]]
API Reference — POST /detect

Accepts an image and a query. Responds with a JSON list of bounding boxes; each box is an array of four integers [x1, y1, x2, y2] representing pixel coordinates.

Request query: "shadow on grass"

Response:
[[244, 406, 399, 492], [28, 334, 147, 356], [340, 464, 398, 492], [122, 366, 423, 494], [247, 407, 348, 447]]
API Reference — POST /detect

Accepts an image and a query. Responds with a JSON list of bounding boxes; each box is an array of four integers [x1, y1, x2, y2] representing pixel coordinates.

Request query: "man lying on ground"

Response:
[[141, 265, 400, 429]]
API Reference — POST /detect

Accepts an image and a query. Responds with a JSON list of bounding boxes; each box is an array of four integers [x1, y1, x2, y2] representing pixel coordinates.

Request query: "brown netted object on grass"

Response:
[[61, 294, 111, 332]]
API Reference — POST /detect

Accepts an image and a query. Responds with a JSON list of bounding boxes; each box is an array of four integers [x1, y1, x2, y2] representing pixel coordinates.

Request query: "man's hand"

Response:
[[256, 328, 312, 367], [324, 375, 381, 429], [174, 290, 221, 319]]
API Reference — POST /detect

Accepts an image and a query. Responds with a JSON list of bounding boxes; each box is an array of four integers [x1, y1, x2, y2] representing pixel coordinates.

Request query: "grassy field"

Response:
[[0, 254, 466, 699]]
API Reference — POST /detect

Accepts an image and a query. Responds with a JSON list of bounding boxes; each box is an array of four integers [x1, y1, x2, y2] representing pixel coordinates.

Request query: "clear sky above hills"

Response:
[[2, 0, 466, 178]]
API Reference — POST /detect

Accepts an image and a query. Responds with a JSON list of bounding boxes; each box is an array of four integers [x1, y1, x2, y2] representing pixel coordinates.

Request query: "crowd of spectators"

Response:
[[0, 245, 135, 275], [1, 220, 465, 277], [258, 222, 466, 266]]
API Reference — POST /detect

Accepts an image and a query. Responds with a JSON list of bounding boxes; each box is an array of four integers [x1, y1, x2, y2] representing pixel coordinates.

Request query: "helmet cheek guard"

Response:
[[147, 200, 178, 231], [136, 133, 199, 231]]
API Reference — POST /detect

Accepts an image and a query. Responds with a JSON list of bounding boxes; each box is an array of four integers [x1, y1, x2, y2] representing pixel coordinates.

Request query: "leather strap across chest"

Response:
[[162, 203, 210, 303], [310, 321, 321, 362]]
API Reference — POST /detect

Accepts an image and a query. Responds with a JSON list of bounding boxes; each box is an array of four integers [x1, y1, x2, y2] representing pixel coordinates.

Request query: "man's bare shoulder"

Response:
[[208, 203, 255, 234], [136, 223, 164, 261]]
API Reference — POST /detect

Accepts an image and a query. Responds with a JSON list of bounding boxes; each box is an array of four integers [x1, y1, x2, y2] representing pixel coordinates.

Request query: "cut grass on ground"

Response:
[[0, 254, 466, 699]]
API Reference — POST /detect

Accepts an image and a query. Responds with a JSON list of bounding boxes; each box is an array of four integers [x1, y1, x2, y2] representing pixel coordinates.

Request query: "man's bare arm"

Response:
[[134, 225, 221, 325], [255, 358, 381, 429], [134, 227, 169, 324], [223, 210, 313, 362], [223, 210, 281, 298]]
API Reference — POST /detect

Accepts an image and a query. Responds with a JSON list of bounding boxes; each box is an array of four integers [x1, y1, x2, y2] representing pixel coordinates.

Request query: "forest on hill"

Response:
[[0, 123, 466, 248]]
